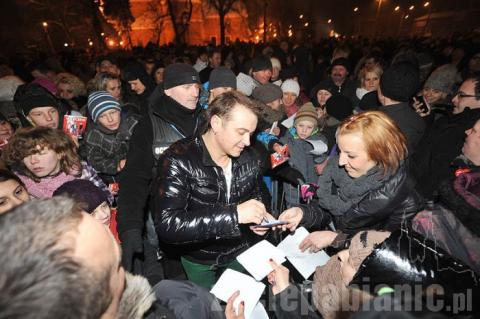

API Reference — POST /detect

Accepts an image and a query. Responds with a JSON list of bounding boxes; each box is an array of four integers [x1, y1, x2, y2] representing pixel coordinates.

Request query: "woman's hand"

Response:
[[225, 290, 245, 319], [267, 259, 290, 295], [412, 96, 431, 117], [277, 207, 303, 231], [299, 230, 337, 252]]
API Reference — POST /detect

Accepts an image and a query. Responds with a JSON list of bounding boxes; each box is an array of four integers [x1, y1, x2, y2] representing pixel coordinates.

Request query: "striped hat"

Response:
[[87, 91, 121, 123]]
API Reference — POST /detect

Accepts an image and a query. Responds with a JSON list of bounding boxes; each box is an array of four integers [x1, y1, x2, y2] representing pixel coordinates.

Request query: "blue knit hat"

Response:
[[87, 91, 121, 123]]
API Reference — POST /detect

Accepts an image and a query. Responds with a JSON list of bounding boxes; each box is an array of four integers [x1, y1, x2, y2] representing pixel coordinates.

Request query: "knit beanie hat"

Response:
[[21, 93, 58, 115], [331, 57, 351, 73], [281, 79, 300, 96], [310, 81, 334, 107], [209, 66, 237, 90], [88, 91, 121, 123], [325, 95, 353, 121], [294, 102, 318, 128], [122, 63, 147, 82], [424, 64, 457, 94], [252, 83, 283, 104], [163, 63, 200, 90], [53, 179, 110, 214], [251, 56, 273, 72], [380, 62, 420, 102]]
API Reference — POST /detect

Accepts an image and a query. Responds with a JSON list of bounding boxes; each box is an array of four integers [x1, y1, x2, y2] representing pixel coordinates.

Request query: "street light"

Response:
[[304, 22, 309, 27], [354, 7, 359, 12], [299, 14, 303, 19], [327, 19, 332, 24], [42, 21, 48, 28], [395, 6, 400, 11], [424, 1, 430, 7], [409, 5, 414, 10], [405, 14, 409, 19]]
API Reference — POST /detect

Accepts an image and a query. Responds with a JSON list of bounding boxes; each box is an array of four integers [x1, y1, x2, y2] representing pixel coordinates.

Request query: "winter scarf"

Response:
[[316, 155, 384, 216]]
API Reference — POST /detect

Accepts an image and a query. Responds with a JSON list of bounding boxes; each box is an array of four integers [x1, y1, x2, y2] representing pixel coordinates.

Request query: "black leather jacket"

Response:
[[153, 135, 270, 265], [301, 163, 424, 242]]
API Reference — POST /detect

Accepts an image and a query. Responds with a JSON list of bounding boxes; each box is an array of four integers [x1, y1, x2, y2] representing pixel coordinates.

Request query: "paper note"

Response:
[[277, 227, 330, 279], [281, 113, 295, 128], [305, 139, 328, 156], [210, 269, 265, 319], [237, 240, 286, 281], [250, 302, 269, 319]]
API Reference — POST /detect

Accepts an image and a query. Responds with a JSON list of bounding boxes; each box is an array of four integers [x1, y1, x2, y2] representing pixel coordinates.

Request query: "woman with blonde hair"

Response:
[[2, 127, 111, 201], [278, 111, 423, 251], [356, 64, 383, 110], [55, 72, 87, 110]]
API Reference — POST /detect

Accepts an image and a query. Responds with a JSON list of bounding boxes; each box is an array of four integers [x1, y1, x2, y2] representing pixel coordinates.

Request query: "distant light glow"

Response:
[[304, 22, 309, 27], [354, 7, 359, 12], [395, 6, 400, 11], [327, 19, 332, 24], [299, 14, 303, 19], [424, 2, 430, 7], [64, 43, 69, 47], [409, 5, 414, 10]]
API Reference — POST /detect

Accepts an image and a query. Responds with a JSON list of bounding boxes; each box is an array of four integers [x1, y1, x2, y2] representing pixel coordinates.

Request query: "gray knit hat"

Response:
[[424, 64, 457, 94], [252, 83, 283, 104], [209, 66, 237, 90]]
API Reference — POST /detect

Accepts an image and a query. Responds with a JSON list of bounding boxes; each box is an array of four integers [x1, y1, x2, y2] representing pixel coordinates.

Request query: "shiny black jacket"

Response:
[[301, 163, 423, 240], [153, 135, 270, 264]]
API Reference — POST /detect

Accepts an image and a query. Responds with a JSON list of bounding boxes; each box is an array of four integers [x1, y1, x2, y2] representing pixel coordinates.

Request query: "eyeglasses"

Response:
[[453, 92, 480, 99]]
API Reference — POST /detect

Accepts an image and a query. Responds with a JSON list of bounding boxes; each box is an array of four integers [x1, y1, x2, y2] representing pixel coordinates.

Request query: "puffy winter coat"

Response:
[[153, 135, 270, 265], [300, 162, 423, 246]]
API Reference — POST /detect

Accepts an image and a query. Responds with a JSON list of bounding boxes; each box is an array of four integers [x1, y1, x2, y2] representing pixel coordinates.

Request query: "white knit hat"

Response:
[[281, 79, 300, 96]]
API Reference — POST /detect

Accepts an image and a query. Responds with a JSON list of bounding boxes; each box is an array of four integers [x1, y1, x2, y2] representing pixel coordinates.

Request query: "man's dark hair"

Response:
[[205, 90, 261, 132], [468, 75, 480, 100], [0, 197, 112, 319], [208, 49, 222, 59]]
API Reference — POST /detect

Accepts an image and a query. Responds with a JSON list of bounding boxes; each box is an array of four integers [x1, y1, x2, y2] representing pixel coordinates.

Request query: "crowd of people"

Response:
[[0, 34, 479, 318]]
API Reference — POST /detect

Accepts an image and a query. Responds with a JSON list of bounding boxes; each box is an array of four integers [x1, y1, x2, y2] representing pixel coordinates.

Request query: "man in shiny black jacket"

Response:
[[153, 91, 271, 289]]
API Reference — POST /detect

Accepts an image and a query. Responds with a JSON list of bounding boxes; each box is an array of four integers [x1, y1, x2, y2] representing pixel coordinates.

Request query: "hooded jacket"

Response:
[[153, 134, 270, 264]]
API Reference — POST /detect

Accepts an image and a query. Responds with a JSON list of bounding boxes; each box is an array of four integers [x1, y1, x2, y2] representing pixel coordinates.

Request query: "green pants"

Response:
[[181, 257, 245, 290]]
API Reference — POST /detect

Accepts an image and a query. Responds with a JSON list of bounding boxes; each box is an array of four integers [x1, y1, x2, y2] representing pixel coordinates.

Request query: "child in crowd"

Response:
[[280, 102, 328, 206], [81, 91, 138, 184], [53, 179, 112, 227], [2, 127, 112, 202]]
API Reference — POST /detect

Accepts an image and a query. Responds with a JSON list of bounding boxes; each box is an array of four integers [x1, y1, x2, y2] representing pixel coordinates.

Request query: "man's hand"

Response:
[[412, 96, 431, 117], [299, 230, 337, 253], [225, 290, 245, 319], [277, 207, 303, 231], [237, 199, 267, 225], [267, 259, 290, 295]]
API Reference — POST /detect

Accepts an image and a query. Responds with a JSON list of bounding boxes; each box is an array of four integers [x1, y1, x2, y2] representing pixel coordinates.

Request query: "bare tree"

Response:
[[207, 0, 239, 46], [146, 0, 170, 45], [166, 0, 193, 45], [103, 0, 135, 48]]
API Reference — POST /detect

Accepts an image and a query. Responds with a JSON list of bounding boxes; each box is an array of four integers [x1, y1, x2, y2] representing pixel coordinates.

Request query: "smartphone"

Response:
[[414, 95, 429, 114]]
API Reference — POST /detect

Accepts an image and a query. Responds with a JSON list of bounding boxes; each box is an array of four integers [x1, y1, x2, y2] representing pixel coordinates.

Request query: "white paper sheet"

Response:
[[277, 227, 330, 279], [236, 240, 286, 281], [210, 269, 265, 319], [281, 113, 295, 128], [250, 302, 269, 319], [305, 139, 328, 156]]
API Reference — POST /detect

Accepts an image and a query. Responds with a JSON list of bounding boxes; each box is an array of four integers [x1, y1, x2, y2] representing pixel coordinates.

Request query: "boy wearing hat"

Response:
[[207, 66, 237, 104], [280, 102, 328, 206], [117, 63, 202, 281], [250, 56, 273, 85], [82, 91, 139, 184]]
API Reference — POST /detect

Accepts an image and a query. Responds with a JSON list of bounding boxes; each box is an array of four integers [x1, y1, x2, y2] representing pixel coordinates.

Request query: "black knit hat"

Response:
[[53, 179, 110, 214], [163, 63, 200, 90], [122, 63, 148, 82], [325, 95, 353, 121], [310, 81, 335, 107], [331, 57, 351, 73], [209, 66, 237, 90], [251, 56, 273, 72], [252, 83, 283, 104], [380, 62, 420, 102], [21, 94, 58, 115]]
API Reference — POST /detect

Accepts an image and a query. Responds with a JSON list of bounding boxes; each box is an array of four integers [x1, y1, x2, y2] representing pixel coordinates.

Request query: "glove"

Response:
[[120, 229, 143, 271]]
